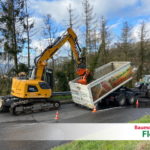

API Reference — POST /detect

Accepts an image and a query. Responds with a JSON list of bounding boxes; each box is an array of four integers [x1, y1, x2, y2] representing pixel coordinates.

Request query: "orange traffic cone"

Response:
[[54, 111, 59, 120], [136, 99, 139, 108], [92, 106, 97, 112]]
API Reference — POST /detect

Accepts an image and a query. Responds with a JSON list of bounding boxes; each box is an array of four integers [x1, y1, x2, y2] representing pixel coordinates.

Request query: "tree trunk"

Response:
[[12, 0, 18, 72], [14, 54, 18, 72]]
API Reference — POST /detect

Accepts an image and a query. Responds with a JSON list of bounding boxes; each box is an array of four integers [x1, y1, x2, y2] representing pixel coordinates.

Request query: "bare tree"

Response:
[[90, 25, 99, 52], [138, 21, 149, 79], [89, 17, 110, 71], [82, 0, 95, 54], [68, 4, 73, 28], [67, 4, 78, 79], [43, 14, 57, 71], [118, 21, 132, 61], [24, 0, 34, 68], [43, 14, 58, 88], [99, 16, 110, 65]]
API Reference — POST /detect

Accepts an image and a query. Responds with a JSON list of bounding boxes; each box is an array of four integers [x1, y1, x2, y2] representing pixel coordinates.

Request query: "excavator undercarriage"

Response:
[[0, 96, 60, 115]]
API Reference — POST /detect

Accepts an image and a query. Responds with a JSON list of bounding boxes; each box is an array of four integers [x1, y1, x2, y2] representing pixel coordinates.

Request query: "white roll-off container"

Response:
[[69, 61, 135, 109]]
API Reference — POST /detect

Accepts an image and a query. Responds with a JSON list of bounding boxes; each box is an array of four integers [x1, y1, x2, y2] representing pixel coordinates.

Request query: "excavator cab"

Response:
[[42, 68, 53, 89], [28, 67, 53, 89]]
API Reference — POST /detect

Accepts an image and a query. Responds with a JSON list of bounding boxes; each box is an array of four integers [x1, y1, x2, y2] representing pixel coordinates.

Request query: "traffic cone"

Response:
[[54, 111, 59, 120], [136, 99, 139, 108], [92, 106, 97, 112]]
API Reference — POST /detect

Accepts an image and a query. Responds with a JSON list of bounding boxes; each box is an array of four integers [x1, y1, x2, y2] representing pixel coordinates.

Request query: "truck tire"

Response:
[[127, 95, 135, 105], [116, 94, 126, 106], [146, 90, 150, 98]]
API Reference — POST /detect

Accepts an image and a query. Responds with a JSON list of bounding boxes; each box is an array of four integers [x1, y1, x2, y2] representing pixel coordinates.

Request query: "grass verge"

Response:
[[130, 115, 150, 123], [51, 95, 72, 101]]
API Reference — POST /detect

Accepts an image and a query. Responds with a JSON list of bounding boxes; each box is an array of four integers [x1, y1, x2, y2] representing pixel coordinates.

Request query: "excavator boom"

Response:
[[34, 28, 83, 80]]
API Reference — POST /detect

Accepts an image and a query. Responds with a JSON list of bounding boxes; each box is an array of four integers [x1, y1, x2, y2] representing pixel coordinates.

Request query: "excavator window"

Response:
[[42, 69, 53, 89], [28, 85, 38, 92], [39, 82, 50, 89]]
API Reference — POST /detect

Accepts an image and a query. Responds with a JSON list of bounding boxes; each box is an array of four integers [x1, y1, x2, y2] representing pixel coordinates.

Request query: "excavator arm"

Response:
[[33, 28, 89, 84]]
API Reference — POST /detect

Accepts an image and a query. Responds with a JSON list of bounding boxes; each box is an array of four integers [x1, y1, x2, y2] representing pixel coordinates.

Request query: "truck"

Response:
[[134, 75, 150, 98], [69, 61, 136, 109]]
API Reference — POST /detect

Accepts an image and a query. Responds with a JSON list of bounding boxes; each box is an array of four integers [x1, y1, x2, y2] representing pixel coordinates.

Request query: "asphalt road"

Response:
[[0, 103, 89, 123], [61, 106, 150, 123], [0, 103, 150, 150], [0, 141, 68, 150]]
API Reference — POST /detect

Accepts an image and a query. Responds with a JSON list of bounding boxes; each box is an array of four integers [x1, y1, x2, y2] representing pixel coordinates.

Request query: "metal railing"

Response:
[[52, 91, 71, 96]]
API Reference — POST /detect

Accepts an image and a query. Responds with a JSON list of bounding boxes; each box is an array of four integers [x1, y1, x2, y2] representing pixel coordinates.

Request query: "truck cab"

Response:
[[135, 75, 150, 86], [135, 75, 150, 97]]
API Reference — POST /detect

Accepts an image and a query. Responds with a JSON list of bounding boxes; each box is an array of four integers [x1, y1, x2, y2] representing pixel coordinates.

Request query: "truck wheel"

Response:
[[146, 90, 150, 98], [116, 94, 126, 106], [127, 95, 135, 105]]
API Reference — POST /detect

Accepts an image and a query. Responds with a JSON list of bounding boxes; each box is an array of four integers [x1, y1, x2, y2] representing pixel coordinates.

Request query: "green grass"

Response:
[[0, 78, 11, 96], [52, 141, 141, 150], [51, 95, 72, 101], [52, 115, 150, 150], [0, 89, 11, 96], [52, 141, 150, 150], [130, 115, 150, 123]]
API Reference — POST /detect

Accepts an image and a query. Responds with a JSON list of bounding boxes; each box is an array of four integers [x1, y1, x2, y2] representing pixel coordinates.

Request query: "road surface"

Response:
[[0, 103, 89, 123], [0, 103, 150, 149]]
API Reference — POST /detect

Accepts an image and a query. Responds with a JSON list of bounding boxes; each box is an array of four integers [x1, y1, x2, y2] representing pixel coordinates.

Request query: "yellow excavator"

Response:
[[0, 28, 90, 115]]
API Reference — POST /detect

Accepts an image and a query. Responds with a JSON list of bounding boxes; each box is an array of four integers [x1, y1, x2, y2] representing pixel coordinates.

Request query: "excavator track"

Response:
[[9, 99, 60, 115], [0, 96, 60, 115]]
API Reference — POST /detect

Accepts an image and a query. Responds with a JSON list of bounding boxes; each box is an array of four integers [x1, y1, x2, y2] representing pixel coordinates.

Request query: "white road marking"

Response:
[[97, 106, 125, 112]]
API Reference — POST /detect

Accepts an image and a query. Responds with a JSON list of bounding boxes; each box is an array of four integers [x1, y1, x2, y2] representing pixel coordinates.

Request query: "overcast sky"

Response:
[[20, 0, 150, 64]]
